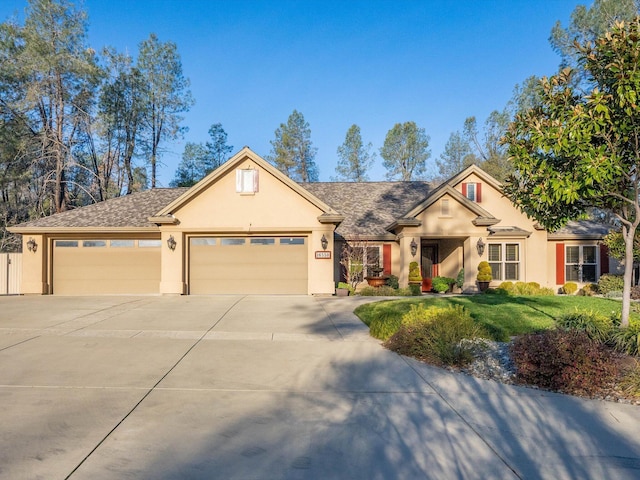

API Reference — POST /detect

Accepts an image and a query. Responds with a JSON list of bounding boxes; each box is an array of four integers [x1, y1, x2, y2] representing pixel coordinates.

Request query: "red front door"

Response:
[[421, 245, 438, 292]]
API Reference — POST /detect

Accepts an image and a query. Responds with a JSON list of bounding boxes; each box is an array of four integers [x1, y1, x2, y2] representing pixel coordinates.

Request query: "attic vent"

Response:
[[236, 169, 259, 194], [441, 199, 450, 216]]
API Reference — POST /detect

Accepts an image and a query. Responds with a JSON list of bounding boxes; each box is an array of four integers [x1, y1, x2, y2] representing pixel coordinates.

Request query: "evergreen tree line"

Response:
[[2, 0, 638, 252]]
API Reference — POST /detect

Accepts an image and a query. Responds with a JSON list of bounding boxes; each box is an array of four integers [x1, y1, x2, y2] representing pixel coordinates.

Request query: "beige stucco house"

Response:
[[9, 147, 613, 295]]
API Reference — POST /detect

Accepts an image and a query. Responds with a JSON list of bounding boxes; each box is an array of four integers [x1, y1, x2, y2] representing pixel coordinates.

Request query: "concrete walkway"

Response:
[[0, 295, 639, 479]]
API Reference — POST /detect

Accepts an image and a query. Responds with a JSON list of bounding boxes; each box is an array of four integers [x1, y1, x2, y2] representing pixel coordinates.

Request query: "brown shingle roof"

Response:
[[301, 181, 433, 237], [15, 188, 188, 229]]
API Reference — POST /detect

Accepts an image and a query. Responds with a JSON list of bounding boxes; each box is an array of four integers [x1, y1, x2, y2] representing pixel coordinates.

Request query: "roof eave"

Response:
[[318, 213, 345, 224], [472, 217, 501, 226], [148, 215, 179, 225], [7, 226, 160, 234], [387, 218, 422, 231]]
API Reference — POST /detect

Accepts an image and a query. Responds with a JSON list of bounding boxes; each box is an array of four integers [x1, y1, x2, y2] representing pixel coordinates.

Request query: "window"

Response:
[[466, 183, 476, 201], [463, 182, 481, 202], [221, 238, 246, 246], [236, 168, 259, 194], [488, 243, 520, 281], [566, 245, 597, 283], [138, 240, 161, 248], [280, 238, 305, 245], [83, 240, 106, 248], [190, 238, 216, 246], [250, 238, 275, 245], [110, 240, 135, 248], [348, 245, 381, 282], [55, 240, 78, 247]]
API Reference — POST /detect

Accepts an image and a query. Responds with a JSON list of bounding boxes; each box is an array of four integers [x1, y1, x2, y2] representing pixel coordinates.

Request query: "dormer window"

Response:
[[462, 182, 481, 202], [236, 168, 259, 194]]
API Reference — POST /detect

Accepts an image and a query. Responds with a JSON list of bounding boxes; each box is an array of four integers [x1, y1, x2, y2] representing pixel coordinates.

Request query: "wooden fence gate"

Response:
[[0, 253, 21, 295]]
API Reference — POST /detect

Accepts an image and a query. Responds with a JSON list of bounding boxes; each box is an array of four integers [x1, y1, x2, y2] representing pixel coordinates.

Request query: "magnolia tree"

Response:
[[503, 19, 640, 327]]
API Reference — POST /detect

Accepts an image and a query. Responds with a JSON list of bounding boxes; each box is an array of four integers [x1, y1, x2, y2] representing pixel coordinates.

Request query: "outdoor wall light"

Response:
[[167, 235, 177, 251], [321, 234, 328, 250], [476, 238, 485, 256], [26, 237, 37, 253], [410, 238, 418, 257]]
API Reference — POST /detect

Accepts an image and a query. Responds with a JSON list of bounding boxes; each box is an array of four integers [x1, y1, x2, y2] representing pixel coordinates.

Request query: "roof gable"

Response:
[[155, 147, 339, 218]]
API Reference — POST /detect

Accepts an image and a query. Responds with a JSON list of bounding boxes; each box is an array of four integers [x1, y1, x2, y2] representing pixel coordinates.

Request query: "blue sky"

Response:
[[1, 1, 578, 185]]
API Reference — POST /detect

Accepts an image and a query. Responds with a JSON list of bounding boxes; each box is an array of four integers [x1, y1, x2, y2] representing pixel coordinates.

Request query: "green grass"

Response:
[[354, 295, 634, 341]]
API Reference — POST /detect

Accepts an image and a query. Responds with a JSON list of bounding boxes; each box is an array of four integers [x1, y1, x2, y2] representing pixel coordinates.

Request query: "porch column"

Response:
[[398, 235, 417, 288]]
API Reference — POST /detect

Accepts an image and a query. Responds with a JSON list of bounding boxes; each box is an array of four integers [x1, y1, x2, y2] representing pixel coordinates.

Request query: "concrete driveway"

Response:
[[0, 295, 639, 479]]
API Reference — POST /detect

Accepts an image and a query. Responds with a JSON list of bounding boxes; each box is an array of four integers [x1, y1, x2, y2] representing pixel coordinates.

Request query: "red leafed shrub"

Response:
[[510, 329, 618, 396], [631, 286, 640, 301]]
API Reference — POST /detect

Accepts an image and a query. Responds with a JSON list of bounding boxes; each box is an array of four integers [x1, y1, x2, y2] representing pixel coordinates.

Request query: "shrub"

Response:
[[631, 286, 640, 300], [562, 282, 578, 295], [500, 281, 554, 296], [510, 329, 618, 396], [358, 285, 401, 297], [369, 315, 402, 340], [611, 320, 640, 356], [619, 360, 640, 398], [385, 305, 488, 367], [431, 276, 452, 293], [497, 281, 514, 294], [578, 283, 598, 296], [556, 308, 613, 343], [455, 269, 465, 289], [409, 283, 422, 296], [477, 261, 492, 282], [408, 261, 422, 282], [387, 275, 399, 289], [598, 274, 624, 295]]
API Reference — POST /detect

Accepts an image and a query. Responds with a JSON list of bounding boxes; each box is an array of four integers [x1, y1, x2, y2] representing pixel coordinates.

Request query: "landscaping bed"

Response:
[[354, 295, 640, 404]]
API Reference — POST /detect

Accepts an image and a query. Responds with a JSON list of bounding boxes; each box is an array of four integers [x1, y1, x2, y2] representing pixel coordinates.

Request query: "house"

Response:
[[8, 147, 614, 295]]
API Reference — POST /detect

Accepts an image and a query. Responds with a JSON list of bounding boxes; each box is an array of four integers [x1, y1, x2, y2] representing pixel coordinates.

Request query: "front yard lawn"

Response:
[[354, 294, 635, 341]]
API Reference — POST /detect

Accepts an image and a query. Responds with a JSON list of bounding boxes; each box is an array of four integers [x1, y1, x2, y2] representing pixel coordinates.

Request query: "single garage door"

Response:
[[52, 239, 161, 294], [189, 236, 308, 294]]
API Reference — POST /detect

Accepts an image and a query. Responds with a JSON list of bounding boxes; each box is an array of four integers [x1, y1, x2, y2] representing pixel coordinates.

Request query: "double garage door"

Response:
[[52, 239, 161, 295], [51, 236, 308, 295], [189, 236, 308, 294]]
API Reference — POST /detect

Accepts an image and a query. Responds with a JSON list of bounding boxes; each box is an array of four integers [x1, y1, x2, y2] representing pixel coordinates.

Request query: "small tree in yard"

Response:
[[339, 237, 373, 291], [503, 18, 640, 327]]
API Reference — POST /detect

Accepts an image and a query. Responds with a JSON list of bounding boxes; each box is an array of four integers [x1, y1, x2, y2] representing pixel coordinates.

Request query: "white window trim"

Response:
[[488, 242, 521, 282], [565, 244, 598, 283], [466, 183, 476, 202]]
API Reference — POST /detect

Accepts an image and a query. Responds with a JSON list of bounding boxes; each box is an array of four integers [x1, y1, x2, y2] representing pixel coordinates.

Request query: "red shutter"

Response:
[[600, 244, 610, 275], [556, 243, 565, 285], [476, 183, 482, 202], [383, 244, 391, 275], [461, 183, 467, 197]]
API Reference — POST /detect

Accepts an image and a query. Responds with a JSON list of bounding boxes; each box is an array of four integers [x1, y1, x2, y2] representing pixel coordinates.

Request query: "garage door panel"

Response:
[[189, 237, 308, 294], [53, 242, 160, 295]]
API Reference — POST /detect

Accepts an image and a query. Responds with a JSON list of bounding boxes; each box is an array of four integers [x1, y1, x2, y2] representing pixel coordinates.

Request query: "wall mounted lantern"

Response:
[[476, 238, 485, 256], [167, 235, 177, 251], [26, 237, 37, 253], [321, 234, 328, 251], [410, 238, 418, 257]]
